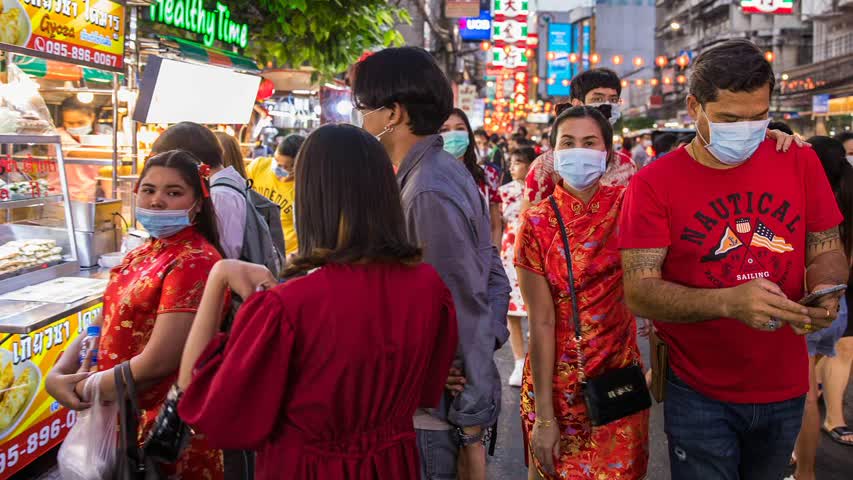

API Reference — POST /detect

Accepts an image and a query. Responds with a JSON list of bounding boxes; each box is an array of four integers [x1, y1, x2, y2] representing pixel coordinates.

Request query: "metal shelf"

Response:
[[0, 134, 62, 145], [0, 195, 65, 209]]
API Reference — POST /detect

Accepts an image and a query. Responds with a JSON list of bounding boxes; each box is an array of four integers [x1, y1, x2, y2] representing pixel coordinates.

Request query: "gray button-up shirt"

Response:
[[398, 135, 510, 429]]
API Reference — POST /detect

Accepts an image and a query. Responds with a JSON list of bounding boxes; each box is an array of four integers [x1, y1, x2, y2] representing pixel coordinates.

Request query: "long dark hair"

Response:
[[550, 106, 614, 165], [151, 122, 224, 168], [139, 150, 223, 257], [284, 124, 421, 276], [448, 108, 486, 186], [808, 136, 853, 260]]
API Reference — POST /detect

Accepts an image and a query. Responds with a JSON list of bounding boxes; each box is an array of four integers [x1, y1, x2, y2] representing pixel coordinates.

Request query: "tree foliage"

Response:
[[229, 0, 411, 77]]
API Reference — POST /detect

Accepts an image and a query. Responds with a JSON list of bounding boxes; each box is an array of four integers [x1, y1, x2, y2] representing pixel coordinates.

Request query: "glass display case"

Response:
[[0, 134, 79, 295]]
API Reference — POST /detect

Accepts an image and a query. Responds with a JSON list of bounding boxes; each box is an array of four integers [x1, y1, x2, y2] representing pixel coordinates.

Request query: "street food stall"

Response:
[[0, 0, 127, 477]]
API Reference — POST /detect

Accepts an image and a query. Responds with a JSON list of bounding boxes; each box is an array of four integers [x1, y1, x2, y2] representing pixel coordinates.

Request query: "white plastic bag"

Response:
[[57, 373, 117, 480]]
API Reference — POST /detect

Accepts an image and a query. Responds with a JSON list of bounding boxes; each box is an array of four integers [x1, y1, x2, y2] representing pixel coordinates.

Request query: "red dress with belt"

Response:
[[178, 263, 458, 480], [98, 227, 224, 479]]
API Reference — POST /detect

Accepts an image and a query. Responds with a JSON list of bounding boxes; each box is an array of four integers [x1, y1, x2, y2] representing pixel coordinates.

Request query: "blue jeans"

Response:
[[416, 429, 458, 480], [664, 369, 805, 480]]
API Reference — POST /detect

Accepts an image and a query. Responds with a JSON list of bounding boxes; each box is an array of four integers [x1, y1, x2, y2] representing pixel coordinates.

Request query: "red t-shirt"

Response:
[[619, 141, 843, 403]]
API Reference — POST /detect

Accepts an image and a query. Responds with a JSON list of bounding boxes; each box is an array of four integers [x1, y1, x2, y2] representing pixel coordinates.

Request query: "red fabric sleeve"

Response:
[[801, 147, 843, 233], [178, 290, 292, 450], [618, 175, 672, 249], [513, 212, 546, 275], [157, 252, 219, 314], [420, 283, 459, 408], [524, 152, 557, 205]]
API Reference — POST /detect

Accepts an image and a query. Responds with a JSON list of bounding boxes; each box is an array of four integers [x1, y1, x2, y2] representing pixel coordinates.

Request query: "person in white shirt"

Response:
[[150, 122, 246, 259]]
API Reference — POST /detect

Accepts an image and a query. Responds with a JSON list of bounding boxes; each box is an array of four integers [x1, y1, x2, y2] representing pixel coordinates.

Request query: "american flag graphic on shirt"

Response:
[[750, 220, 794, 253]]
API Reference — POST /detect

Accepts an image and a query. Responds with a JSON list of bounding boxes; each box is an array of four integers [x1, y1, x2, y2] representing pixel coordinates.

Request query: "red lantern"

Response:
[[256, 78, 275, 102], [656, 55, 668, 67]]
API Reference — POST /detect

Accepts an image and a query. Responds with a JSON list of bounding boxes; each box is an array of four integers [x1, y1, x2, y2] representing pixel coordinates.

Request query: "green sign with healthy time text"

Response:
[[149, 0, 248, 49]]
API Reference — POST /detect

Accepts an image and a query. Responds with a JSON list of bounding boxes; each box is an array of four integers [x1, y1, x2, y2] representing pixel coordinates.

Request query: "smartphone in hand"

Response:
[[799, 284, 847, 307]]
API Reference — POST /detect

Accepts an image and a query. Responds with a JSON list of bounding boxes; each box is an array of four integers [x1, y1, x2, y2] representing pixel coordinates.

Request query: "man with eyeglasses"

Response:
[[521, 69, 636, 211]]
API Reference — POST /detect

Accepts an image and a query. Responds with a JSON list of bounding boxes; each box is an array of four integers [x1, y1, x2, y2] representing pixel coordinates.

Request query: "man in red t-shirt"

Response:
[[620, 40, 848, 480]]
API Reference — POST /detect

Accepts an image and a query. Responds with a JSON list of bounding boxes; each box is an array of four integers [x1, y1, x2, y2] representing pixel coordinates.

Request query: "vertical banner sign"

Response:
[[490, 0, 529, 130], [0, 0, 126, 71], [740, 0, 795, 15], [0, 304, 103, 479], [458, 84, 478, 121], [446, 0, 480, 18], [546, 23, 573, 97]]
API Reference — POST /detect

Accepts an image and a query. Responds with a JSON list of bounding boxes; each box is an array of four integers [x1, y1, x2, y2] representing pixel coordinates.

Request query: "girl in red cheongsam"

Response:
[[47, 150, 226, 479]]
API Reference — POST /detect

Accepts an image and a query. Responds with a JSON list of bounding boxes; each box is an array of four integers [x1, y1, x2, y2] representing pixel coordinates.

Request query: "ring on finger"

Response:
[[766, 319, 780, 330], [825, 308, 831, 319]]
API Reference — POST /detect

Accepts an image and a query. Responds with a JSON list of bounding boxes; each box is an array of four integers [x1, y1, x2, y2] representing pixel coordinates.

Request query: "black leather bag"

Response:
[[114, 362, 162, 480], [548, 196, 651, 427]]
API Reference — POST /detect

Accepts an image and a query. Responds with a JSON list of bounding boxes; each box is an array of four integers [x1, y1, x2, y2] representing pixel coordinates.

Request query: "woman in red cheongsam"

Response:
[[47, 150, 226, 479], [516, 106, 649, 480]]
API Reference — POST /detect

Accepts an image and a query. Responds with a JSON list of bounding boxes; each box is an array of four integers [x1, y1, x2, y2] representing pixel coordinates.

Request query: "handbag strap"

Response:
[[548, 195, 587, 382], [116, 362, 146, 466]]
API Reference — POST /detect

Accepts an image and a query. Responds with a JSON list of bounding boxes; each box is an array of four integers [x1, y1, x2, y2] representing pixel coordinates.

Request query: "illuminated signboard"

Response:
[[546, 23, 573, 97], [149, 0, 249, 49], [459, 11, 492, 42], [0, 0, 126, 71], [741, 0, 794, 15]]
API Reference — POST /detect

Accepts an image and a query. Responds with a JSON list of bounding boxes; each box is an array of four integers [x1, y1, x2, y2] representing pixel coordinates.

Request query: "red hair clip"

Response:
[[198, 163, 211, 198]]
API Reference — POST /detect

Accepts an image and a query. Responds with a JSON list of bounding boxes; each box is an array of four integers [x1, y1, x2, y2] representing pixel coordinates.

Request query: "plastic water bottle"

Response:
[[78, 326, 101, 371]]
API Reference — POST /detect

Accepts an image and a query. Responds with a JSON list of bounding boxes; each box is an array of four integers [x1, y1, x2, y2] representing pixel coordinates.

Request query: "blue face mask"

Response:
[[441, 130, 470, 159], [698, 108, 770, 166], [554, 148, 608, 191], [135, 205, 195, 239], [274, 165, 290, 179]]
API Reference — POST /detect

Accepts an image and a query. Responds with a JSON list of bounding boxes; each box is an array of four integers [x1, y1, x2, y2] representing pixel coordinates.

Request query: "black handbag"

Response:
[[548, 196, 652, 427], [115, 362, 162, 480]]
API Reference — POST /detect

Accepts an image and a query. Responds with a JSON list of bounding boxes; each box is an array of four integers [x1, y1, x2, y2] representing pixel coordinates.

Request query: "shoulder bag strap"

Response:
[[114, 365, 130, 454], [548, 195, 587, 382]]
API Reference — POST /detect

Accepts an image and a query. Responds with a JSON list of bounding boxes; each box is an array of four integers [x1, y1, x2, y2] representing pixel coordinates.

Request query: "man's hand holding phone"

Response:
[[789, 284, 847, 335]]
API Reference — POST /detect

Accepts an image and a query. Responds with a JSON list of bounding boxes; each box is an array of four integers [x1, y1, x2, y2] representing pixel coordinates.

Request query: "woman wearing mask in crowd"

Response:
[[46, 150, 226, 478], [151, 122, 246, 261], [788, 136, 853, 480], [247, 134, 305, 257], [838, 132, 853, 166], [517, 106, 648, 479], [440, 108, 503, 246], [175, 124, 458, 479], [214, 131, 248, 179], [501, 146, 536, 387]]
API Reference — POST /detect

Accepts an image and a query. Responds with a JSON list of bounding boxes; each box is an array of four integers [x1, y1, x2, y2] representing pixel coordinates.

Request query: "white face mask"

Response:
[[847, 155, 853, 168], [554, 148, 608, 191], [66, 125, 93, 136]]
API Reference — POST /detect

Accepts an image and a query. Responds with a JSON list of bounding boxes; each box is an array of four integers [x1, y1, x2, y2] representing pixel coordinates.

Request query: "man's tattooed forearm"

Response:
[[621, 248, 667, 279], [806, 228, 841, 256]]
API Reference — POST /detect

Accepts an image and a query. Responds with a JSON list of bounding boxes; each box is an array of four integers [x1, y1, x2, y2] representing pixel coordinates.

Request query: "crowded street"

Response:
[[0, 1, 852, 480]]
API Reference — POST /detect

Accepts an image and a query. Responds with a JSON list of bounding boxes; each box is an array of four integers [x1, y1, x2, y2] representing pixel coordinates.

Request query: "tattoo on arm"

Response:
[[622, 248, 667, 281], [806, 228, 842, 258], [622, 247, 727, 323], [806, 227, 849, 288]]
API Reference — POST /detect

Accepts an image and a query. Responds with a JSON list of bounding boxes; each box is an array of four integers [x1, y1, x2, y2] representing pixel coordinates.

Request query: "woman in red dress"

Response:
[[176, 124, 459, 480], [516, 106, 649, 479], [46, 150, 226, 478]]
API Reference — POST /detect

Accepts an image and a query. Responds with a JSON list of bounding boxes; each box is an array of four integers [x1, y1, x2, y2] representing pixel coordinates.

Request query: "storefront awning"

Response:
[[12, 55, 116, 84], [167, 37, 260, 73]]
